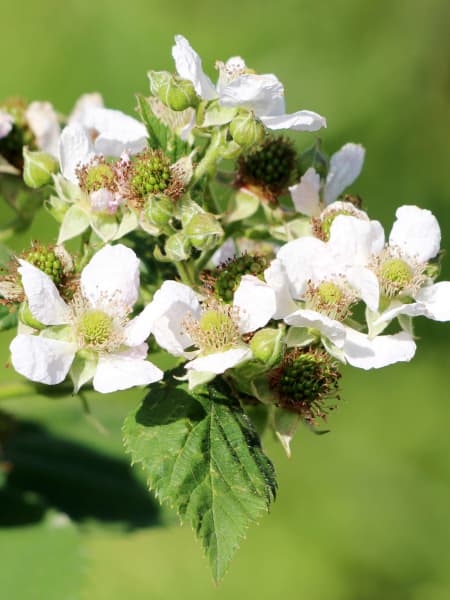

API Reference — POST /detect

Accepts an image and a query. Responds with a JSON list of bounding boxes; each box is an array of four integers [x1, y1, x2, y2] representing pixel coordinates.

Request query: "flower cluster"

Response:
[[1, 34, 449, 450]]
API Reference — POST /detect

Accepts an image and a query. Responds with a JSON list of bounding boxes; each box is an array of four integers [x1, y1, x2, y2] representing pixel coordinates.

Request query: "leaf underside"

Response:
[[123, 378, 277, 581]]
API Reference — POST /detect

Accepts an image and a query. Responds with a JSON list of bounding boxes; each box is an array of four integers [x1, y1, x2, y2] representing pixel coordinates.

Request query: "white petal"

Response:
[[289, 168, 321, 216], [26, 101, 60, 157], [264, 259, 298, 319], [260, 109, 327, 132], [18, 260, 70, 325], [284, 308, 346, 348], [211, 238, 236, 266], [389, 205, 441, 263], [142, 280, 201, 356], [346, 266, 380, 311], [68, 93, 104, 124], [343, 329, 416, 369], [80, 244, 140, 311], [59, 124, 93, 183], [172, 35, 216, 100], [374, 301, 425, 326], [324, 143, 365, 205], [93, 346, 163, 393], [415, 281, 450, 321], [10, 334, 76, 385], [233, 275, 276, 333], [185, 347, 252, 374], [219, 73, 285, 116], [0, 110, 14, 139], [329, 215, 385, 267], [82, 107, 148, 156], [277, 237, 328, 297]]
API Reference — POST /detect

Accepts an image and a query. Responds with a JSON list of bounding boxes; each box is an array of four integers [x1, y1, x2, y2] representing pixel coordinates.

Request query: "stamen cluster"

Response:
[[183, 299, 241, 354]]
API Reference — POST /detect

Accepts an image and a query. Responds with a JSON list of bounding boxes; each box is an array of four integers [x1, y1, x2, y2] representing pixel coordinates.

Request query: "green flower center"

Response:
[[25, 246, 64, 285], [317, 282, 343, 305], [212, 254, 268, 303], [78, 309, 113, 347], [131, 152, 171, 198], [84, 163, 115, 193], [380, 258, 412, 287], [184, 302, 241, 355]]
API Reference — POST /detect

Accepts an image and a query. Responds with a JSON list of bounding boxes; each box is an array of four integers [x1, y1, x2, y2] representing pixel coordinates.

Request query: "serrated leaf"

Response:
[[123, 378, 277, 581], [136, 94, 189, 162]]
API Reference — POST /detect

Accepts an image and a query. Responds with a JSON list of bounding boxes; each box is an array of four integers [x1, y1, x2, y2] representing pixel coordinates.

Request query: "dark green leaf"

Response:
[[123, 378, 277, 581], [0, 304, 18, 332]]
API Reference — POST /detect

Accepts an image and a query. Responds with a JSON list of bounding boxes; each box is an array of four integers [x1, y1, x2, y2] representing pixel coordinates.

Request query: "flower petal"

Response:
[[277, 237, 329, 297], [68, 92, 104, 124], [185, 347, 252, 374], [25, 101, 61, 157], [260, 109, 326, 132], [345, 266, 380, 311], [415, 281, 450, 321], [233, 275, 277, 333], [81, 107, 148, 156], [80, 244, 140, 311], [329, 215, 385, 267], [284, 308, 346, 348], [343, 329, 416, 369], [18, 259, 70, 325], [264, 259, 298, 319], [137, 280, 201, 356], [289, 167, 321, 216], [58, 124, 93, 184], [389, 205, 441, 263], [219, 73, 285, 116], [324, 143, 365, 205], [172, 35, 216, 100], [10, 334, 76, 384], [93, 345, 163, 393]]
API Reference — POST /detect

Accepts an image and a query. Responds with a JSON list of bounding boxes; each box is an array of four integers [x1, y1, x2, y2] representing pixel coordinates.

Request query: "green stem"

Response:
[[175, 261, 196, 287], [191, 129, 225, 185]]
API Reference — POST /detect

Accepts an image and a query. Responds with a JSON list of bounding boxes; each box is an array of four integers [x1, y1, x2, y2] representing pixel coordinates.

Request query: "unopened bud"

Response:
[[23, 147, 58, 188], [184, 213, 224, 251], [229, 112, 265, 148], [145, 195, 174, 228], [157, 74, 199, 112], [164, 232, 191, 261], [249, 327, 283, 366], [147, 70, 172, 96]]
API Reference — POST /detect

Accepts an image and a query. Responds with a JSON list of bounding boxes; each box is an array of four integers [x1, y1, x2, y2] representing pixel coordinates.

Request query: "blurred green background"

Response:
[[1, 0, 450, 598]]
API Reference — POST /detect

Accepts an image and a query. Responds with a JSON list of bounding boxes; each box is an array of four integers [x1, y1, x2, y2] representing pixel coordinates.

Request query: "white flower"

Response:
[[134, 276, 277, 381], [10, 244, 163, 393], [289, 143, 365, 217], [271, 232, 415, 368], [0, 110, 14, 139], [372, 205, 450, 325], [171, 35, 326, 133], [25, 101, 61, 157]]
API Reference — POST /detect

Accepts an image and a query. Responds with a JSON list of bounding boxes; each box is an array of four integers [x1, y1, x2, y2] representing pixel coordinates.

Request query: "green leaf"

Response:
[[0, 304, 18, 332], [136, 94, 189, 161], [123, 378, 277, 581]]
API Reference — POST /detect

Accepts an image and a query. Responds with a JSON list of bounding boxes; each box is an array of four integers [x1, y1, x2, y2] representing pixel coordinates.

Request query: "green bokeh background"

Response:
[[1, 0, 450, 598]]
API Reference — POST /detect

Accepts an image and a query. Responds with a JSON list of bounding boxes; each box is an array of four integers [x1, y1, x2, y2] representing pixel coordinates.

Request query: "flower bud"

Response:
[[144, 195, 174, 228], [23, 147, 58, 189], [249, 327, 283, 366], [164, 232, 191, 261], [229, 112, 265, 148], [184, 213, 224, 251], [147, 70, 172, 96], [157, 74, 199, 112]]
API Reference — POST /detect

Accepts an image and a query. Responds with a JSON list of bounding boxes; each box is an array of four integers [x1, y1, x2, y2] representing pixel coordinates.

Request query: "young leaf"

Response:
[[136, 94, 169, 151], [123, 378, 277, 581]]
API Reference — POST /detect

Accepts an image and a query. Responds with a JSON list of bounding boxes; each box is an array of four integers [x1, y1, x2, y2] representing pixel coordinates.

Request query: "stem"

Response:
[[79, 393, 109, 435], [175, 261, 196, 287], [191, 129, 225, 185]]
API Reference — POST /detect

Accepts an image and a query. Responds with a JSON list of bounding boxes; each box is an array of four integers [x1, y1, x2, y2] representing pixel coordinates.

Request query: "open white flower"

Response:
[[271, 232, 415, 368], [372, 205, 450, 325], [134, 276, 277, 380], [10, 244, 163, 393], [171, 35, 326, 133], [289, 143, 366, 218]]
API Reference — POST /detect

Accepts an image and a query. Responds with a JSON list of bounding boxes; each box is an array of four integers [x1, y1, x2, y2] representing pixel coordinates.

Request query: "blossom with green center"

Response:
[[83, 162, 116, 193], [9, 244, 163, 393], [378, 257, 413, 296]]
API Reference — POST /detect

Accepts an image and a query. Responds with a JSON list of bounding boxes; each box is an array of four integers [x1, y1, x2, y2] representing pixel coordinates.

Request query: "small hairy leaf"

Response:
[[123, 378, 277, 581]]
